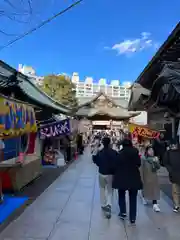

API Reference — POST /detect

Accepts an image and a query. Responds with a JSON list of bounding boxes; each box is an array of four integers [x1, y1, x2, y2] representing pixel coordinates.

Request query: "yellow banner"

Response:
[[0, 97, 37, 138], [129, 123, 160, 139]]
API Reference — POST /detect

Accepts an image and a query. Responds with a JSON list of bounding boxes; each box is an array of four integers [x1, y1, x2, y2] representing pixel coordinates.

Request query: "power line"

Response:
[[0, 0, 83, 51]]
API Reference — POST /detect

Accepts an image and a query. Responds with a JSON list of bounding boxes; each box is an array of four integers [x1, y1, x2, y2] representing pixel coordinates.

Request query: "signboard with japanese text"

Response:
[[40, 119, 70, 139], [0, 96, 37, 138], [129, 123, 160, 139]]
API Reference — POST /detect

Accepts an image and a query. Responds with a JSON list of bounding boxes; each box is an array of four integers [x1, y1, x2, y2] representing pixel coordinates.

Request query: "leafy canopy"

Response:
[[41, 74, 78, 108]]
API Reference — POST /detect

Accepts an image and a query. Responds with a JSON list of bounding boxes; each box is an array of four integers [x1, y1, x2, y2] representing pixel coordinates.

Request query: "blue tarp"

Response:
[[0, 195, 28, 224]]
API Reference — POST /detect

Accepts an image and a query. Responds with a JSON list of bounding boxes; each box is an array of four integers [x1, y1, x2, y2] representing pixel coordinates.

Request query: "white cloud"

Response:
[[104, 46, 110, 50], [110, 32, 158, 56], [141, 32, 151, 39]]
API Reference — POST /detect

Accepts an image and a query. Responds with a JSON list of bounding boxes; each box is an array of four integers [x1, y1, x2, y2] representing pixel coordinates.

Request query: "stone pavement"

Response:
[[1, 149, 180, 240]]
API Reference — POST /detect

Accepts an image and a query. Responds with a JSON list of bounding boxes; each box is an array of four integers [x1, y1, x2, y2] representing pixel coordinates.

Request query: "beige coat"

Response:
[[141, 158, 160, 201]]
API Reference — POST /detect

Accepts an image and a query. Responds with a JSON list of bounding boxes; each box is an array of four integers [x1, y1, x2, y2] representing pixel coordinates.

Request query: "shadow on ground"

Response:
[[0, 163, 70, 233]]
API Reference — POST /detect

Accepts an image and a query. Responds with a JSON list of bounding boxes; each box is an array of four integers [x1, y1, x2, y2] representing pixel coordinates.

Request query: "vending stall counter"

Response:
[[0, 95, 41, 192]]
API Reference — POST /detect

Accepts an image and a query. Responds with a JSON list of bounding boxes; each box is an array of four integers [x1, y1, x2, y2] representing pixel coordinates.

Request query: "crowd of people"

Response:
[[91, 130, 180, 225]]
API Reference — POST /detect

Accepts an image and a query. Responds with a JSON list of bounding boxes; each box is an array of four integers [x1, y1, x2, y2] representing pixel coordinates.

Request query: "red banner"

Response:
[[129, 123, 160, 139]]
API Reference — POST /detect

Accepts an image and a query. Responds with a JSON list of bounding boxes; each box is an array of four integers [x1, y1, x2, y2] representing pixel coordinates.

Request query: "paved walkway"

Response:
[[1, 149, 180, 240]]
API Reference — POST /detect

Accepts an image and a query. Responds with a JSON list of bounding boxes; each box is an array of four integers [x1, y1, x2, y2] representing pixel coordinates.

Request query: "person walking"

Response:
[[141, 145, 161, 212], [91, 135, 102, 161], [163, 143, 180, 212], [112, 138, 142, 224], [91, 135, 100, 154], [77, 133, 84, 155], [93, 137, 118, 218], [152, 133, 167, 166]]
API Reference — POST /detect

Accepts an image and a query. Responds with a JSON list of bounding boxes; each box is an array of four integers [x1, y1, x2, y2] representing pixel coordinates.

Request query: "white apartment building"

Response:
[[18, 64, 44, 86], [71, 72, 131, 100], [17, 65, 131, 103]]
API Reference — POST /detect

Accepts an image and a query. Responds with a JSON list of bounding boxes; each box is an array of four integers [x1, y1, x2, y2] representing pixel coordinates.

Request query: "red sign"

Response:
[[129, 123, 160, 139]]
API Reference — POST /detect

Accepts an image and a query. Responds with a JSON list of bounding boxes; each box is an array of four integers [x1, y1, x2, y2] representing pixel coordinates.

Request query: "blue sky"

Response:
[[0, 0, 180, 83]]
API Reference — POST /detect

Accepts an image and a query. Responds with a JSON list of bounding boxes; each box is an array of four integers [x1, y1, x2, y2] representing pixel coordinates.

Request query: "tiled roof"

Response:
[[75, 107, 140, 120], [20, 76, 70, 113], [74, 92, 140, 120], [77, 92, 129, 109], [136, 22, 180, 89], [78, 97, 128, 108], [0, 60, 70, 114]]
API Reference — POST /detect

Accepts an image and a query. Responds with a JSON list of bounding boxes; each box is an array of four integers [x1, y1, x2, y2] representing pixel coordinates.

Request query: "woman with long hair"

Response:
[[141, 145, 161, 212]]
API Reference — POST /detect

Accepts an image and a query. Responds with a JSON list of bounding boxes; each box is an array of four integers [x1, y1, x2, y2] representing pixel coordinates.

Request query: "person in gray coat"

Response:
[[141, 145, 161, 212]]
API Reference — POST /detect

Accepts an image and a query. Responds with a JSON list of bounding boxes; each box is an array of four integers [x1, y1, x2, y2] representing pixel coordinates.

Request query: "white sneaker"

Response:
[[173, 206, 179, 213], [153, 204, 160, 212]]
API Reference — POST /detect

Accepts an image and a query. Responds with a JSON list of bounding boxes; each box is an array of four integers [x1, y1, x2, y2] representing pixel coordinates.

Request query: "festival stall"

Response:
[[0, 95, 40, 192], [40, 118, 78, 167]]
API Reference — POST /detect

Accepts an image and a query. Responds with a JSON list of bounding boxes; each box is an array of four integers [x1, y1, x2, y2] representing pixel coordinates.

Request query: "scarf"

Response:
[[143, 156, 161, 172]]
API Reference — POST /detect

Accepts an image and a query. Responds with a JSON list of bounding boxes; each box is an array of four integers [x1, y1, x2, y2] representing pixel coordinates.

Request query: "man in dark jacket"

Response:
[[93, 137, 118, 218], [152, 133, 167, 165], [112, 138, 142, 224], [163, 144, 180, 212]]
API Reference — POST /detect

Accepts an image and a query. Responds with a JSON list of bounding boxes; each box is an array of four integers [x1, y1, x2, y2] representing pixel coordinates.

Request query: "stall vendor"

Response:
[[0, 139, 5, 204], [77, 133, 84, 155], [62, 136, 72, 163], [44, 145, 55, 165]]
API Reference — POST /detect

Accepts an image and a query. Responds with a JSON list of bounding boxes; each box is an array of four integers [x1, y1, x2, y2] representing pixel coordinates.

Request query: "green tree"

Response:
[[41, 74, 78, 108]]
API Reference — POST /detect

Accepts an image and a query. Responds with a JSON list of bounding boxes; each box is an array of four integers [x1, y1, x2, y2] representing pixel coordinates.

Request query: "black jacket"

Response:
[[112, 146, 142, 190], [163, 149, 180, 184], [93, 147, 118, 175], [152, 139, 167, 163]]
